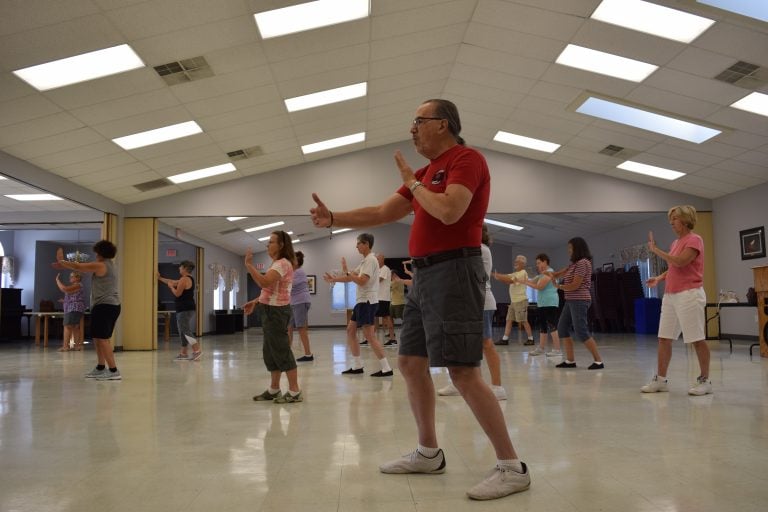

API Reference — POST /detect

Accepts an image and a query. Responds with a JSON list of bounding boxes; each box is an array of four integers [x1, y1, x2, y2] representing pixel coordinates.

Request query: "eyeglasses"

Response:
[[412, 117, 444, 127]]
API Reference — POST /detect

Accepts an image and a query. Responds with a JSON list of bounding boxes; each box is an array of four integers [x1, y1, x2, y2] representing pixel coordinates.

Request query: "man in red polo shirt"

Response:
[[310, 99, 529, 501]]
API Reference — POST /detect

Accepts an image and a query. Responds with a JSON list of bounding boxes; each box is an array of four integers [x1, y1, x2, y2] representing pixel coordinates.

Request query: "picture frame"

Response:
[[740, 226, 766, 260], [307, 274, 317, 295], [602, 262, 614, 272]]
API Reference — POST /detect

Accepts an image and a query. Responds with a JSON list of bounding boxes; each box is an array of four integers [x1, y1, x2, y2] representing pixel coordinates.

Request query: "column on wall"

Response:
[[196, 246, 204, 338], [123, 218, 158, 350], [697, 212, 716, 301]]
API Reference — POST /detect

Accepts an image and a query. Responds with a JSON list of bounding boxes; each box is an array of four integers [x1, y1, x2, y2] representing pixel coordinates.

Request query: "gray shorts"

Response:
[[176, 309, 196, 346], [290, 302, 310, 328], [63, 311, 83, 326], [399, 254, 485, 367]]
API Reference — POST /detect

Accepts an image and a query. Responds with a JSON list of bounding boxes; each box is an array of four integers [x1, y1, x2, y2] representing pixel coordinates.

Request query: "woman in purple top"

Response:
[[289, 251, 314, 361], [55, 271, 86, 351], [550, 237, 604, 370]]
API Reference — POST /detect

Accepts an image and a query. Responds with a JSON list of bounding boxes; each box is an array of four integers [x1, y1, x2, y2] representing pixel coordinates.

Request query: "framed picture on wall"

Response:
[[307, 275, 317, 295], [602, 262, 614, 272], [740, 226, 766, 260]]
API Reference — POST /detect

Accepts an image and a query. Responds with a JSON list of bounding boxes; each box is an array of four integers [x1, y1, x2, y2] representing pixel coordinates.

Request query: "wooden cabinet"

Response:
[[0, 288, 23, 340]]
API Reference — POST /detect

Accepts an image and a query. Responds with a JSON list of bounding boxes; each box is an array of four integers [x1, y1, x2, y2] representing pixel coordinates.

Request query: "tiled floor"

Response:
[[1, 328, 767, 512]]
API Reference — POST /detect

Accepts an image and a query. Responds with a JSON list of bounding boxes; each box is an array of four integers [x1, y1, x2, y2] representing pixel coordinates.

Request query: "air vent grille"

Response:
[[599, 144, 625, 156], [134, 178, 173, 192], [154, 56, 213, 85], [227, 145, 264, 161], [714, 61, 768, 89]]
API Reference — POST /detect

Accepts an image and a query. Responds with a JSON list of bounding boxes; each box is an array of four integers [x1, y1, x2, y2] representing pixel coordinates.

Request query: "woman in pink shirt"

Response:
[[244, 230, 302, 403], [642, 205, 711, 396]]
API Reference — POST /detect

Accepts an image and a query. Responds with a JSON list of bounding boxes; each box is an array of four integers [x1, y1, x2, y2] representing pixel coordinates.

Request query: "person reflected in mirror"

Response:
[[55, 271, 85, 351], [158, 260, 201, 361], [288, 251, 314, 362]]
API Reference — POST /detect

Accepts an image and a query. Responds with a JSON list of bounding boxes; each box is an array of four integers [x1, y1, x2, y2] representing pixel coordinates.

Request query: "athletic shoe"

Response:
[[379, 449, 446, 474], [437, 382, 460, 396], [274, 391, 303, 403], [688, 376, 713, 396], [342, 367, 364, 375], [84, 367, 106, 379], [494, 339, 509, 346], [641, 375, 669, 393], [384, 339, 398, 347], [528, 347, 544, 356], [370, 370, 394, 377], [466, 463, 531, 500], [546, 350, 562, 358], [587, 362, 605, 370], [191, 351, 202, 361], [296, 355, 314, 362], [523, 339, 535, 346], [556, 361, 576, 368], [359, 340, 369, 346], [96, 369, 122, 381], [173, 353, 189, 361], [253, 389, 281, 401], [491, 385, 507, 401]]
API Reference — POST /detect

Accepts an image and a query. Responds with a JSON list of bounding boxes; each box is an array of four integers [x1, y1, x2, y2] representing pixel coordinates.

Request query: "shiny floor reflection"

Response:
[[1, 329, 766, 512]]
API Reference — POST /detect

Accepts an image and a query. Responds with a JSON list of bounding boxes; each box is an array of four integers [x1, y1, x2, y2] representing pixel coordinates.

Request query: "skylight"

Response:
[[168, 163, 237, 184], [285, 82, 367, 112], [591, 0, 715, 43], [301, 132, 365, 155], [556, 44, 658, 82], [5, 194, 63, 201], [493, 131, 560, 153], [730, 92, 768, 117], [246, 222, 285, 234], [254, 0, 370, 39], [13, 44, 145, 91], [484, 218, 524, 231], [575, 96, 722, 144], [697, 0, 768, 22], [617, 161, 686, 180], [112, 121, 203, 150]]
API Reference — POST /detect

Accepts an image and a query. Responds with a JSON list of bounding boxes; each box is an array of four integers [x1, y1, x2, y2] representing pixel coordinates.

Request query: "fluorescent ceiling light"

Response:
[[697, 0, 768, 22], [227, 217, 247, 222], [575, 96, 721, 143], [591, 0, 714, 43], [168, 163, 236, 184], [332, 228, 352, 235], [12, 44, 145, 91], [484, 218, 524, 231], [556, 44, 658, 82], [254, 0, 370, 39], [301, 132, 365, 155], [285, 82, 367, 112], [493, 131, 560, 153], [258, 231, 292, 241], [292, 239, 301, 244], [5, 194, 63, 201], [730, 92, 768, 117], [112, 121, 202, 150], [246, 222, 285, 233], [618, 161, 686, 180]]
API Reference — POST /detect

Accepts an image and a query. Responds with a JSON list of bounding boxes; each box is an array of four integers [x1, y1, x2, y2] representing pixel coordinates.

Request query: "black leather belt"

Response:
[[411, 247, 481, 268]]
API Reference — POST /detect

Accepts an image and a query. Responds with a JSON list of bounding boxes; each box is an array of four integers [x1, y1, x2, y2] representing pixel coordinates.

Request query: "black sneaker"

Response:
[[296, 355, 314, 362], [523, 339, 535, 346], [587, 362, 604, 370], [556, 361, 577, 368], [494, 339, 509, 346], [370, 370, 394, 377], [342, 367, 364, 375], [359, 340, 369, 346], [384, 339, 398, 346]]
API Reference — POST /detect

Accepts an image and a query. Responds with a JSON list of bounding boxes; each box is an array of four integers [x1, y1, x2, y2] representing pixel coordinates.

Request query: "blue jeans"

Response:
[[557, 301, 591, 342]]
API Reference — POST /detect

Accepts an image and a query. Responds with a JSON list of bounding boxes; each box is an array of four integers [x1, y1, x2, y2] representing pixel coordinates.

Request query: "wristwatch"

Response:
[[409, 180, 424, 193]]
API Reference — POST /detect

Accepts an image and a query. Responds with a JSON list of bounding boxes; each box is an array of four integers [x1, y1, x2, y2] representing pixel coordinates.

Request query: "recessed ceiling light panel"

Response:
[[5, 194, 63, 201], [696, 0, 768, 22], [285, 82, 367, 112], [493, 131, 560, 153], [484, 218, 524, 231], [254, 0, 370, 39], [618, 161, 686, 180], [591, 0, 715, 43], [168, 163, 237, 184], [731, 92, 768, 117], [556, 44, 658, 82], [112, 121, 203, 150], [301, 132, 365, 155]]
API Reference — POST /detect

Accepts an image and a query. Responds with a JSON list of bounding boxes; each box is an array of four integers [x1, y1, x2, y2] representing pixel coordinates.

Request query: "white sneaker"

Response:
[[379, 449, 446, 474], [545, 350, 562, 358], [466, 463, 531, 500], [641, 375, 668, 393], [437, 382, 460, 396], [84, 367, 106, 379], [688, 376, 713, 396], [491, 385, 507, 401], [96, 369, 122, 381], [528, 347, 544, 356]]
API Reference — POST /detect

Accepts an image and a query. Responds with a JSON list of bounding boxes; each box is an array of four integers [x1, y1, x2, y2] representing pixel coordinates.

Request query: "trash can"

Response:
[[634, 298, 661, 334]]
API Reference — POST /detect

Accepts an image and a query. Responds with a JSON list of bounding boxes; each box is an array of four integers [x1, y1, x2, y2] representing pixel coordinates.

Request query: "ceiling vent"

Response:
[[154, 57, 213, 86], [227, 145, 264, 161], [219, 228, 242, 235], [714, 61, 768, 89], [134, 178, 173, 192], [598, 144, 638, 159]]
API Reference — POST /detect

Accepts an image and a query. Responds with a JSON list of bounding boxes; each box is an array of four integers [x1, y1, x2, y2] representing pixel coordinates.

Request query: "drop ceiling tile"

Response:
[[711, 158, 767, 178], [576, 126, 659, 153], [666, 46, 739, 79], [645, 143, 726, 167], [70, 88, 181, 125], [277, 64, 368, 99], [183, 84, 281, 118], [697, 167, 764, 188], [371, 46, 459, 80], [371, 0, 475, 39], [370, 25, 466, 61], [706, 108, 768, 137], [2, 127, 104, 159], [626, 86, 721, 120], [693, 21, 768, 68], [734, 149, 768, 167], [205, 42, 268, 75], [122, 133, 215, 161], [463, 21, 566, 62], [198, 103, 288, 132], [50, 151, 138, 178], [679, 174, 741, 194], [0, 112, 83, 147], [0, 0, 99, 37], [271, 44, 369, 83], [643, 68, 745, 105], [91, 106, 194, 139], [0, 94, 62, 127], [261, 19, 369, 62], [169, 65, 275, 103], [473, 0, 584, 42], [457, 44, 550, 80], [43, 68, 163, 110], [68, 162, 152, 186], [139, 143, 223, 170], [29, 141, 122, 169]]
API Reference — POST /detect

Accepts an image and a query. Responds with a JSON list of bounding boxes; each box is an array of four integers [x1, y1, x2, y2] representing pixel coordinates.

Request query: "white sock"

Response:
[[497, 458, 523, 473], [352, 356, 363, 369], [379, 358, 392, 372], [288, 389, 301, 397], [418, 445, 440, 458], [268, 387, 280, 394], [184, 334, 198, 346], [502, 335, 509, 340], [566, 360, 575, 364]]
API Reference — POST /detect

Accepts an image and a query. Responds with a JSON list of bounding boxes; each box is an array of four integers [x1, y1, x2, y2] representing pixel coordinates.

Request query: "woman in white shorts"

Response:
[[641, 205, 711, 396]]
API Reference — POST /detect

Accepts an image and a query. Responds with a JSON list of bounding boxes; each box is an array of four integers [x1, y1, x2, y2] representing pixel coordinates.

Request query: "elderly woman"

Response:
[[55, 271, 86, 351], [642, 205, 711, 396], [244, 230, 302, 404]]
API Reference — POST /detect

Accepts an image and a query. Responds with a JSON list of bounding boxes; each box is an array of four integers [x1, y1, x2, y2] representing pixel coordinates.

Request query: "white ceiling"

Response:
[[0, 0, 766, 252]]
